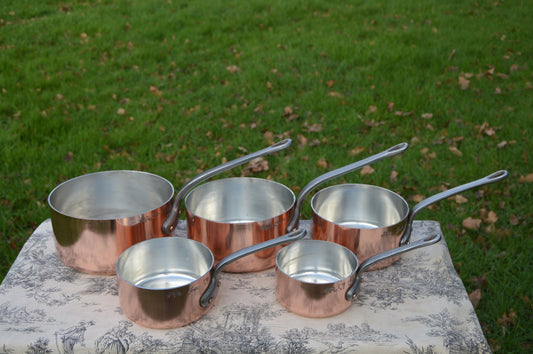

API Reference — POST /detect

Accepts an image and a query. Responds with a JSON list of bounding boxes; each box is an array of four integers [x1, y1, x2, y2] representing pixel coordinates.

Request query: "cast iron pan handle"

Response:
[[161, 139, 292, 234], [200, 228, 307, 307], [346, 233, 442, 301], [400, 170, 508, 246], [286, 142, 409, 232]]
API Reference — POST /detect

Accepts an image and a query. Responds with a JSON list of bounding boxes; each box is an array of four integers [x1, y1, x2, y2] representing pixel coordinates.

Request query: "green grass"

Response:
[[1, 0, 532, 351]]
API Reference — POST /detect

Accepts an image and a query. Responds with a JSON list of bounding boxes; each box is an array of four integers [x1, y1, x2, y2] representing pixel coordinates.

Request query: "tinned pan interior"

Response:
[[276, 240, 358, 284], [116, 237, 214, 290], [185, 177, 295, 223], [311, 184, 410, 229], [48, 170, 174, 220]]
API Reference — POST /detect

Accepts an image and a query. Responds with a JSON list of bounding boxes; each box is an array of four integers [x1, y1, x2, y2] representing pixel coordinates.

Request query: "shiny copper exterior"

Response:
[[117, 272, 213, 329], [48, 171, 174, 275], [186, 209, 294, 272], [312, 212, 406, 270], [185, 178, 296, 273], [116, 237, 215, 329], [275, 240, 358, 317]]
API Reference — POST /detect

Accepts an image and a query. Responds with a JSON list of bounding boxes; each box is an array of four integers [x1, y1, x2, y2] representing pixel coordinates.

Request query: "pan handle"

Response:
[[200, 228, 307, 308], [345, 233, 442, 302], [286, 142, 409, 232], [399, 169, 508, 245], [161, 139, 293, 234]]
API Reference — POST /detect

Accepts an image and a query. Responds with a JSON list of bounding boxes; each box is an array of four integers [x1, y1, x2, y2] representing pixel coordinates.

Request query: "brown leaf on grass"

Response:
[[366, 105, 378, 114], [497, 309, 517, 328], [226, 65, 240, 73], [518, 173, 533, 183], [263, 131, 274, 144], [497, 140, 508, 149], [242, 157, 269, 175], [510, 214, 520, 225], [63, 151, 74, 162], [348, 146, 365, 156], [421, 113, 433, 119], [283, 106, 299, 121], [472, 273, 487, 289], [117, 108, 126, 115], [469, 288, 482, 309], [304, 123, 323, 133], [317, 158, 328, 169], [327, 91, 343, 98], [411, 194, 425, 203], [326, 80, 335, 87], [149, 86, 163, 96], [449, 146, 463, 156], [462, 217, 482, 230], [297, 134, 308, 147], [390, 170, 398, 182], [454, 195, 468, 204], [485, 211, 498, 224], [387, 102, 395, 112], [360, 165, 374, 175], [458, 76, 470, 90]]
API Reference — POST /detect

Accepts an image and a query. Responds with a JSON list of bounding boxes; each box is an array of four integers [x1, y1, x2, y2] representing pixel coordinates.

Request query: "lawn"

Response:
[[1, 0, 532, 351]]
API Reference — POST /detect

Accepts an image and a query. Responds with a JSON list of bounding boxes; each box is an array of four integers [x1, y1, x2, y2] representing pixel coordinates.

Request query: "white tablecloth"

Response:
[[0, 219, 490, 353]]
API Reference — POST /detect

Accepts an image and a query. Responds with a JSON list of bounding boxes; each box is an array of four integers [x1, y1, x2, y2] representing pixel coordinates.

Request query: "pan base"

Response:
[[134, 272, 199, 290]]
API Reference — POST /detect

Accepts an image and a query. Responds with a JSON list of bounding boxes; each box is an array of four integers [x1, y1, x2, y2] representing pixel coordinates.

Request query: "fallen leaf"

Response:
[[472, 273, 487, 288], [317, 158, 328, 169], [304, 123, 322, 133], [390, 170, 398, 182], [366, 105, 378, 114], [360, 165, 374, 175], [486, 211, 498, 224], [497, 140, 508, 149], [348, 146, 365, 156], [327, 91, 343, 98], [226, 65, 240, 73], [387, 102, 395, 112], [510, 214, 520, 225], [411, 194, 425, 203], [519, 173, 533, 183], [462, 217, 482, 230], [449, 146, 463, 156], [242, 157, 269, 175], [469, 288, 482, 308], [458, 76, 470, 90], [455, 195, 468, 204], [117, 108, 126, 115], [421, 113, 433, 119], [497, 309, 517, 328]]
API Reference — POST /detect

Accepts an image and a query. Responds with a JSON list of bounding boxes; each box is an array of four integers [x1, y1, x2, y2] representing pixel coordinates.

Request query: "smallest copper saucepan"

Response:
[[116, 228, 306, 329], [311, 170, 508, 270], [276, 233, 441, 318]]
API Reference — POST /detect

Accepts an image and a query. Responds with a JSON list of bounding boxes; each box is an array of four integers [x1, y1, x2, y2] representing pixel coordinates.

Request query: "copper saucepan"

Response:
[[116, 228, 307, 329], [311, 170, 508, 270], [183, 142, 409, 272], [48, 139, 292, 274], [276, 233, 442, 318]]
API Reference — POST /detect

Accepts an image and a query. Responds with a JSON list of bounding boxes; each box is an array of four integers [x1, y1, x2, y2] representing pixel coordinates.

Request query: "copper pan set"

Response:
[[48, 139, 508, 328]]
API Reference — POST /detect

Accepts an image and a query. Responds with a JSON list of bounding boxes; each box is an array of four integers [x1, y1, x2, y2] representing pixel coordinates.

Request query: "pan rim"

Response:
[[184, 177, 296, 224], [48, 170, 175, 221], [310, 183, 409, 229]]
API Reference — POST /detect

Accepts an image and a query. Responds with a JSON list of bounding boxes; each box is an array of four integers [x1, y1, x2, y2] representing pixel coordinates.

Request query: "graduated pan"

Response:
[[276, 233, 442, 318], [116, 228, 306, 329], [184, 143, 408, 272], [48, 139, 292, 274], [311, 170, 508, 270]]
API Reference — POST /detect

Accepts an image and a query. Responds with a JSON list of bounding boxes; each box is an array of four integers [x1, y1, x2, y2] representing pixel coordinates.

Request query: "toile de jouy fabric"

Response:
[[0, 219, 490, 353]]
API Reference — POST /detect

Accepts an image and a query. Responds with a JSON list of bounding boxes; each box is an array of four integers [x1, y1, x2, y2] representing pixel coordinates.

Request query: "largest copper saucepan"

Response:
[[181, 143, 408, 272], [48, 139, 292, 274], [311, 169, 508, 270]]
